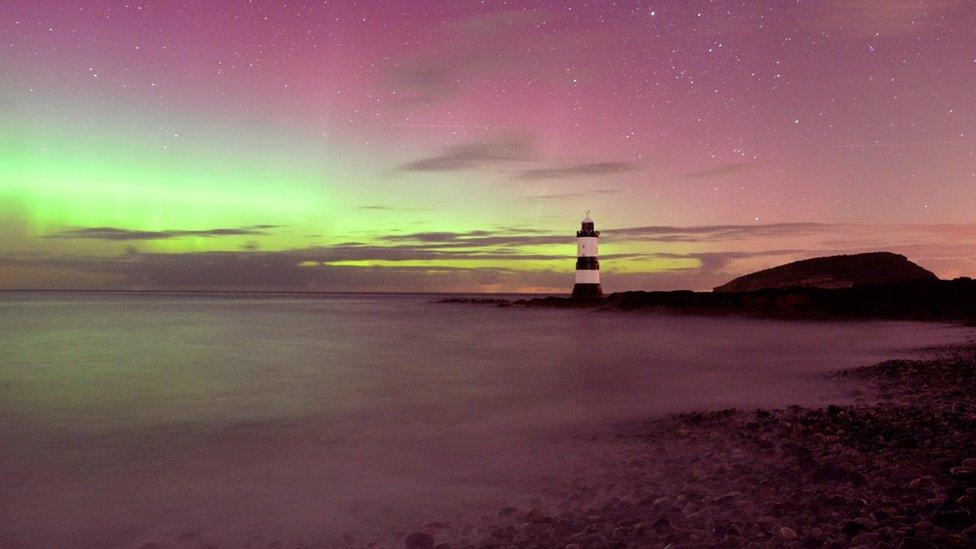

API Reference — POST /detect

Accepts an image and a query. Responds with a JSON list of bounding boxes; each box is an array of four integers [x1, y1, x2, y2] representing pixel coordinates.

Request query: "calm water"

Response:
[[0, 292, 971, 546]]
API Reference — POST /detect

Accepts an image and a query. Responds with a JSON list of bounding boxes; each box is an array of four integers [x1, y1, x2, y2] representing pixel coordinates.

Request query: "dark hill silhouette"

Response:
[[713, 252, 937, 293]]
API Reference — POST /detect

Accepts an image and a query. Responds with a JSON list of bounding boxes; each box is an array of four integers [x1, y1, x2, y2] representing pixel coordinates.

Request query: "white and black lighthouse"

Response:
[[572, 212, 603, 298]]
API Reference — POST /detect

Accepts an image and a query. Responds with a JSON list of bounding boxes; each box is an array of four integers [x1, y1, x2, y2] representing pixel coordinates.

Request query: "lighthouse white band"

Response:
[[575, 270, 600, 284], [577, 237, 599, 257]]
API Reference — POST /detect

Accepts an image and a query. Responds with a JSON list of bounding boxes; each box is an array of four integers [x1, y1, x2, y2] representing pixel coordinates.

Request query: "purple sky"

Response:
[[2, 1, 975, 292]]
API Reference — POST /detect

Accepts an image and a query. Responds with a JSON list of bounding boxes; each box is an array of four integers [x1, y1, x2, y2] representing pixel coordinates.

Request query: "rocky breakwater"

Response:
[[393, 347, 976, 548], [441, 277, 976, 322], [440, 252, 976, 321]]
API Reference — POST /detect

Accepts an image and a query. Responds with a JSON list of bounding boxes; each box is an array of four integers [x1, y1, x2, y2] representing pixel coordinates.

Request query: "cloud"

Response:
[[378, 229, 565, 248], [0, 246, 570, 292], [372, 224, 839, 249], [8, 223, 976, 293], [679, 163, 755, 180], [379, 230, 494, 243], [0, 244, 886, 293], [376, 223, 913, 251], [605, 222, 845, 242], [523, 189, 618, 201], [45, 225, 281, 241], [373, 223, 849, 250], [385, 10, 548, 104], [396, 139, 639, 184], [516, 162, 638, 180], [396, 134, 534, 172], [356, 205, 439, 212]]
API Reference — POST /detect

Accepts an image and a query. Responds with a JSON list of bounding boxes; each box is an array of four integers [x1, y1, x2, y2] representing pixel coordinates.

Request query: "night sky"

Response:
[[2, 1, 975, 292]]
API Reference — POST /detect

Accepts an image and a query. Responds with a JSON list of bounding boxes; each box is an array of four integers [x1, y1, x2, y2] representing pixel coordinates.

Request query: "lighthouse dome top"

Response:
[[577, 212, 599, 238]]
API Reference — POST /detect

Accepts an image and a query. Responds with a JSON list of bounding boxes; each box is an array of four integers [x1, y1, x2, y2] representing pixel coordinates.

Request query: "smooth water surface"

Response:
[[0, 292, 970, 546]]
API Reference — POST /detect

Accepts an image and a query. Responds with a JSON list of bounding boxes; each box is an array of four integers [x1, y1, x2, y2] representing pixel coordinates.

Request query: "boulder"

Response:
[[405, 532, 435, 549]]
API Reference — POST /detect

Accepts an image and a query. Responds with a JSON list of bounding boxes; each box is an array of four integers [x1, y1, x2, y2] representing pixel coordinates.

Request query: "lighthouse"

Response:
[[572, 212, 603, 298]]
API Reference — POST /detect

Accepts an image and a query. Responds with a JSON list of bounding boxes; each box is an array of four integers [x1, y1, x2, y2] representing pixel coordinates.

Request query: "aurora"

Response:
[[2, 1, 975, 292]]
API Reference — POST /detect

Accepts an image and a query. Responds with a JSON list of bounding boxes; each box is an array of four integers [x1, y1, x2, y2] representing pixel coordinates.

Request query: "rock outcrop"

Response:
[[444, 277, 976, 322], [441, 252, 976, 322], [713, 252, 937, 293]]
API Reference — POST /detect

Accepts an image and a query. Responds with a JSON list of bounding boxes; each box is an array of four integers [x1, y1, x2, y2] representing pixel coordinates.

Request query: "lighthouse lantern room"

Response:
[[572, 212, 603, 298]]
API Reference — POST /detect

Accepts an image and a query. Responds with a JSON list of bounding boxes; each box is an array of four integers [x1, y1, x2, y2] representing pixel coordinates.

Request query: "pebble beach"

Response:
[[396, 344, 976, 549]]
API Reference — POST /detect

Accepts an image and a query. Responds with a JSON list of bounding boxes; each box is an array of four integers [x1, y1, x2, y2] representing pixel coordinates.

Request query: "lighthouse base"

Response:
[[571, 283, 604, 298]]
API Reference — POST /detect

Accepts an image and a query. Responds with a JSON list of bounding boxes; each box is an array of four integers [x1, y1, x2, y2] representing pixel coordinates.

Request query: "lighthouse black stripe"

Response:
[[575, 257, 599, 270], [572, 283, 603, 297]]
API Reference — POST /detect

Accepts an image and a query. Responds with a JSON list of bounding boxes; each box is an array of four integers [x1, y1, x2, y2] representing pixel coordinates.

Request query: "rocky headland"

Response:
[[713, 252, 937, 293], [441, 250, 976, 323], [443, 277, 976, 322]]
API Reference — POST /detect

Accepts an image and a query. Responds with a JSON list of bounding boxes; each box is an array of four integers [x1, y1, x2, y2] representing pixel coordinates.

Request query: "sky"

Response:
[[1, 0, 975, 293]]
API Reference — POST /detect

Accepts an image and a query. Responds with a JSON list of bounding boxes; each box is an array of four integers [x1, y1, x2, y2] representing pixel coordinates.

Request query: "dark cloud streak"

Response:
[[522, 189, 618, 201], [380, 223, 849, 247], [45, 225, 282, 241], [356, 205, 439, 212], [516, 161, 637, 180], [395, 134, 533, 172], [679, 162, 755, 180]]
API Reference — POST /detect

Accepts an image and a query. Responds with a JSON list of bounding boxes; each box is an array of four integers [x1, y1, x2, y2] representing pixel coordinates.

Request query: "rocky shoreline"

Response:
[[440, 278, 976, 322], [394, 345, 976, 548]]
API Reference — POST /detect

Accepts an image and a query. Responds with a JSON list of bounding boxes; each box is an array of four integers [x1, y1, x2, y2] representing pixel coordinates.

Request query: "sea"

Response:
[[0, 292, 971, 546]]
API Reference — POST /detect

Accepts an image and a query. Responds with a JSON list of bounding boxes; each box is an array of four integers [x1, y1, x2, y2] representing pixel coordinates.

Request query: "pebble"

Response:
[[932, 509, 972, 529], [387, 349, 976, 549], [581, 533, 608, 548], [851, 532, 881, 545], [898, 538, 938, 549], [404, 532, 434, 549], [498, 506, 517, 517], [651, 517, 673, 534]]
